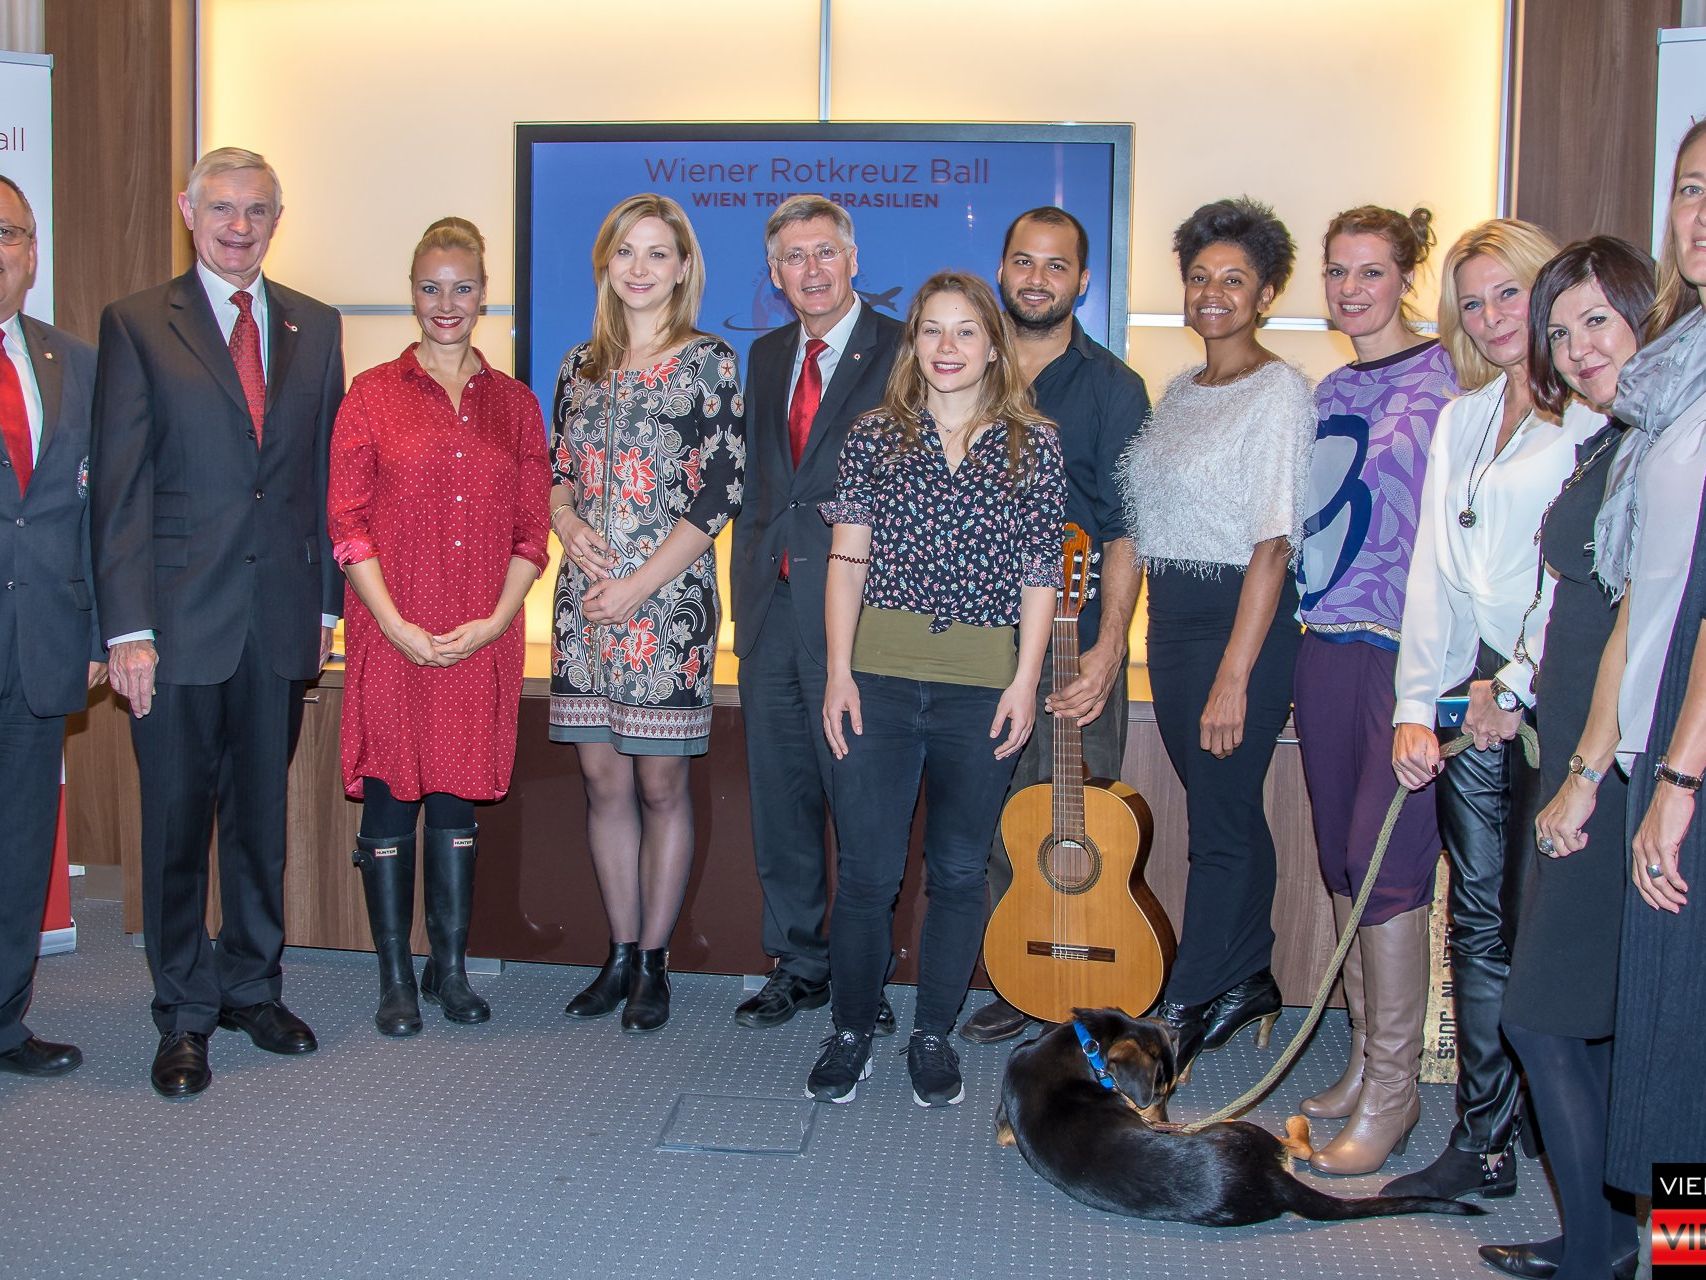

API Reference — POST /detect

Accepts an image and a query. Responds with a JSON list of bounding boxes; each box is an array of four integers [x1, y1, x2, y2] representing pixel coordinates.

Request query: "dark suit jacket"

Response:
[[731, 304, 902, 661], [0, 315, 101, 717], [90, 269, 344, 685]]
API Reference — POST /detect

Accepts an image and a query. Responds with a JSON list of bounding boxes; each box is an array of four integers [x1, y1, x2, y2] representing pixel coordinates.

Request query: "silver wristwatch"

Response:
[[1568, 754, 1603, 784], [1489, 677, 1520, 713]]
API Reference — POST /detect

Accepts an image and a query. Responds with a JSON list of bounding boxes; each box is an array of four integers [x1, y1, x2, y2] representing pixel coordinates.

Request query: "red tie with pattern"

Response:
[[0, 330, 32, 495], [230, 290, 265, 448], [781, 338, 829, 581]]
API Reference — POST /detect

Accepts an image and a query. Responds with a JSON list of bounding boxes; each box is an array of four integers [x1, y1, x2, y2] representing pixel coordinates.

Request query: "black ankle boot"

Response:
[[1152, 997, 1211, 1077], [352, 832, 421, 1037], [565, 941, 637, 1018], [1381, 1137, 1518, 1200], [621, 948, 670, 1032], [1200, 968, 1283, 1053], [419, 825, 491, 1024]]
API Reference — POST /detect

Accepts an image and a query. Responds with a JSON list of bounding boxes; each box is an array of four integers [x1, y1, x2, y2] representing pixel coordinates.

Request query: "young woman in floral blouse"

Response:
[[812, 271, 1066, 1108], [549, 194, 745, 1032]]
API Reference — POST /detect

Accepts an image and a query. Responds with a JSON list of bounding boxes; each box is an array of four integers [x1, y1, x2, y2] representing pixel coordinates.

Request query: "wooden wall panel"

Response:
[[1511, 0, 1682, 246], [43, 0, 193, 343]]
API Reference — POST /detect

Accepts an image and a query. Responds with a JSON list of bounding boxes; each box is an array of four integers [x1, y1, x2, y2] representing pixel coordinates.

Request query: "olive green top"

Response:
[[850, 605, 1017, 689]]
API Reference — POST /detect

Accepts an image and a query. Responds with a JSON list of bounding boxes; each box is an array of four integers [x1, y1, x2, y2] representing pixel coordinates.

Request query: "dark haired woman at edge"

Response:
[[1294, 206, 1458, 1175], [1478, 237, 1655, 1280], [1531, 119, 1706, 1261], [812, 272, 1065, 1109], [1121, 197, 1315, 1074]]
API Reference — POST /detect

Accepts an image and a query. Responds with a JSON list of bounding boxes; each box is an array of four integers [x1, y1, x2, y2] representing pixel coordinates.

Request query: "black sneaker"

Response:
[[806, 1028, 873, 1104], [907, 1031, 964, 1107]]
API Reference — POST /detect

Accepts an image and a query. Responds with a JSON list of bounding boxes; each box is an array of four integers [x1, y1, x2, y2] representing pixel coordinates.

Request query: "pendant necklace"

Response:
[[1459, 383, 1510, 529]]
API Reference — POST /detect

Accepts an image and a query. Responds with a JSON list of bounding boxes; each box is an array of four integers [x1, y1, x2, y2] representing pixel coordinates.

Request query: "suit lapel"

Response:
[[20, 314, 64, 460], [167, 270, 250, 420], [264, 281, 299, 419], [759, 322, 801, 479], [795, 306, 882, 479]]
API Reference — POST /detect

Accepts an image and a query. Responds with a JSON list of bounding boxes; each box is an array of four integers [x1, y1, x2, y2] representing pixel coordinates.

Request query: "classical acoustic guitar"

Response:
[[982, 524, 1175, 1024]]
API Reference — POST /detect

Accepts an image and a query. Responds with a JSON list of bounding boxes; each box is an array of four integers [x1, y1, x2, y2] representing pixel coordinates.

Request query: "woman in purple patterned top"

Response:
[[1292, 205, 1460, 1176]]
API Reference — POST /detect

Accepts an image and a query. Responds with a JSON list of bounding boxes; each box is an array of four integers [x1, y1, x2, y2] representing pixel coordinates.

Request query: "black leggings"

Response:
[[359, 777, 475, 837]]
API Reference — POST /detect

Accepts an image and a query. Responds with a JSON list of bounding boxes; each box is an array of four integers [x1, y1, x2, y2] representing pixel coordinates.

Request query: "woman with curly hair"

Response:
[[1121, 197, 1316, 1074], [549, 194, 745, 1032]]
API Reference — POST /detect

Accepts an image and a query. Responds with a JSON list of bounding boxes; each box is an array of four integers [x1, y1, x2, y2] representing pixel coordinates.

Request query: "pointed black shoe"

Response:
[[419, 825, 491, 1024], [0, 1037, 83, 1077], [352, 832, 422, 1037], [1382, 1140, 1517, 1200], [1151, 996, 1211, 1079], [1199, 968, 1282, 1053], [1476, 1241, 1637, 1280], [621, 948, 671, 1032], [567, 941, 638, 1018]]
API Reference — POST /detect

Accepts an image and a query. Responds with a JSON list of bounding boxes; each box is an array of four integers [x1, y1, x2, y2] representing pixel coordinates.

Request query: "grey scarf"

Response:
[[1594, 308, 1706, 597]]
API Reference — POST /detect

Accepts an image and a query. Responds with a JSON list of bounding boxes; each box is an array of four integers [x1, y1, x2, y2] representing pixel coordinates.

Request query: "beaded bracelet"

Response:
[[828, 552, 871, 566]]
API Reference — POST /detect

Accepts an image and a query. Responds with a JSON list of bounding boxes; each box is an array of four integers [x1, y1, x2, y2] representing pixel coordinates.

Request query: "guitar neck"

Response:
[[1052, 616, 1086, 843]]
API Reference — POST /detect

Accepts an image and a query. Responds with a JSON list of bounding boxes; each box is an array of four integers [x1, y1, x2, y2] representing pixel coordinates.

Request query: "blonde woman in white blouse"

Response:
[[1121, 197, 1314, 1076], [1387, 219, 1600, 1203]]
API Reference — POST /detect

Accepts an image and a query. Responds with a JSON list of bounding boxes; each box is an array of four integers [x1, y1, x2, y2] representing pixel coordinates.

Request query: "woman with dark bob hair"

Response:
[[1120, 197, 1315, 1073], [1482, 237, 1653, 1280], [1532, 119, 1706, 1268]]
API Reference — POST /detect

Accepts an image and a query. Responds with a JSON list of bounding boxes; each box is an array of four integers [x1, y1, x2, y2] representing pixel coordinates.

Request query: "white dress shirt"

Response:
[[1617, 390, 1706, 768], [785, 297, 863, 418], [1394, 374, 1602, 726], [1, 309, 44, 464]]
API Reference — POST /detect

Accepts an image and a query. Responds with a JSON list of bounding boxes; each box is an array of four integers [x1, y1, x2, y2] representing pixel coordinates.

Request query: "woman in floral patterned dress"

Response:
[[549, 194, 745, 1032]]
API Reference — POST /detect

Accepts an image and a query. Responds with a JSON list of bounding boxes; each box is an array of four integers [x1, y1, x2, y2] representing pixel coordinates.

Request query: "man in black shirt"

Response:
[[961, 206, 1152, 1043]]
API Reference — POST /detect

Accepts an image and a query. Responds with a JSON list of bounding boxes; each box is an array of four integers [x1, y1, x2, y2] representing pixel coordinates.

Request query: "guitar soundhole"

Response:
[[1038, 836, 1101, 895]]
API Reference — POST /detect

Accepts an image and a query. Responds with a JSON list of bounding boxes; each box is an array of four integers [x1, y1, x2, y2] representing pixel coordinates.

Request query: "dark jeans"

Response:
[[828, 672, 1017, 1036]]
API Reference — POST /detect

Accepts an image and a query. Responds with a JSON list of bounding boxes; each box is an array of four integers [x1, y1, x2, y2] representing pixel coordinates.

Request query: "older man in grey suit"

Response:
[[92, 147, 344, 1098], [0, 175, 102, 1078]]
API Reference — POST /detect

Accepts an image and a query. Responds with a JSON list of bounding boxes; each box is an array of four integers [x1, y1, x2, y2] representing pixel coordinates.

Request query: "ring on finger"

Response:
[[1647, 862, 1664, 878], [1537, 836, 1556, 855]]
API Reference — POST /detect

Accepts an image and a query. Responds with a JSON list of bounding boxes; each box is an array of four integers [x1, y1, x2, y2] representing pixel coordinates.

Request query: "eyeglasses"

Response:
[[0, 224, 34, 247], [772, 244, 847, 270]]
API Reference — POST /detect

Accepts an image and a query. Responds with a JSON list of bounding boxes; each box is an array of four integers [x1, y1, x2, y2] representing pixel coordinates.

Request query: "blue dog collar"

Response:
[[1072, 1019, 1119, 1092]]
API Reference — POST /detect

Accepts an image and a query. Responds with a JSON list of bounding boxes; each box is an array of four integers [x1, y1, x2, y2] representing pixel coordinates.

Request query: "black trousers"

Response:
[[738, 580, 837, 984], [0, 624, 67, 1053], [1148, 568, 1301, 1007], [131, 614, 304, 1034], [1434, 647, 1537, 1154]]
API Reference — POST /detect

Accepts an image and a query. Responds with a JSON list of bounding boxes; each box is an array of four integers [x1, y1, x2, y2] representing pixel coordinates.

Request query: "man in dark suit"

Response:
[[91, 147, 345, 1098], [0, 175, 102, 1079], [731, 195, 903, 1029]]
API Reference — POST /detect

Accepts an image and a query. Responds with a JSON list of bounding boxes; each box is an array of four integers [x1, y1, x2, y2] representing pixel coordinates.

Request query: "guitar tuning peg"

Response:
[[1089, 551, 1102, 562]]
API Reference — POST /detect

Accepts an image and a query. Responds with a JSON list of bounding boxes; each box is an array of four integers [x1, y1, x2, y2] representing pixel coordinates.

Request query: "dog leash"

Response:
[[1175, 724, 1539, 1135]]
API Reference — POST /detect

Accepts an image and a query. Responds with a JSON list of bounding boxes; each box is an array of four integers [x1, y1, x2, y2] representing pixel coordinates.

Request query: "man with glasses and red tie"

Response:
[[0, 174, 101, 1080], [90, 147, 345, 1098], [730, 196, 903, 1029]]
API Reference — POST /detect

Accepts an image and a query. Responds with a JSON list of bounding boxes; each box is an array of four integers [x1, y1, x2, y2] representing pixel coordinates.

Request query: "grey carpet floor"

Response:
[[0, 887, 1558, 1279]]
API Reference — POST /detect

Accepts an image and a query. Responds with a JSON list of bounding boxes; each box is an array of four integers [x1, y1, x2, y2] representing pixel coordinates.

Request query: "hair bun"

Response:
[[424, 215, 485, 251], [1408, 207, 1436, 259]]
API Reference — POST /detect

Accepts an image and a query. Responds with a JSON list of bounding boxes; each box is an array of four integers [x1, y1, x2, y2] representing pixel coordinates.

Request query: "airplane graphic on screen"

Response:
[[721, 282, 905, 333]]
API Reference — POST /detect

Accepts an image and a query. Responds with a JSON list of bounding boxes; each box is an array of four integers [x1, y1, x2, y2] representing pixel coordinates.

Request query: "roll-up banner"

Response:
[[1655, 28, 1706, 258], [0, 48, 69, 953]]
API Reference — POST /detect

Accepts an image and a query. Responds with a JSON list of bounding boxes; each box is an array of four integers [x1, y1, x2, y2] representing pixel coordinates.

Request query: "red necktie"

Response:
[[0, 330, 32, 495], [230, 290, 265, 448], [781, 338, 828, 581]]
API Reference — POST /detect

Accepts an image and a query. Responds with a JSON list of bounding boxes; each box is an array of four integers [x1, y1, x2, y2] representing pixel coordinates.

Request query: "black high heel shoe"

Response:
[[1199, 968, 1282, 1053], [1151, 997, 1211, 1082]]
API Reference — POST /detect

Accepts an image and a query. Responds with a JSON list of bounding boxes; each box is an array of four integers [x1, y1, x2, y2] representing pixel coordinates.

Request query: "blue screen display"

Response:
[[518, 126, 1128, 408]]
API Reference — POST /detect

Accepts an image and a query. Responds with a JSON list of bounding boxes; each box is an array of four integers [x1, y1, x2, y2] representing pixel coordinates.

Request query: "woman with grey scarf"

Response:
[[1533, 117, 1706, 1205]]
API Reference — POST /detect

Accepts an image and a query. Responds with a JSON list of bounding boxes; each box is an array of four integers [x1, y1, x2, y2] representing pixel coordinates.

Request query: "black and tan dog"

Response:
[[996, 1008, 1483, 1227]]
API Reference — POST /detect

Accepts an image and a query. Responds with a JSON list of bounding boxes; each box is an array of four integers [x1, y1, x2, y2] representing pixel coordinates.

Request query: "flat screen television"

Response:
[[514, 122, 1133, 404]]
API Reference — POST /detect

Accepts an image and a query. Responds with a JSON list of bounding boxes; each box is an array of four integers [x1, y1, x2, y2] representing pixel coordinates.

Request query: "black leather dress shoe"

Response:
[[1476, 1241, 1637, 1280], [218, 1001, 317, 1054], [734, 970, 830, 1028], [875, 993, 897, 1037], [959, 996, 1031, 1044], [0, 1036, 83, 1077], [151, 1031, 211, 1098]]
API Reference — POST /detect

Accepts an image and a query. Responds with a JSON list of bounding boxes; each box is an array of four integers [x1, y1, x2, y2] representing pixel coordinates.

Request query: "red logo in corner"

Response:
[[1655, 1164, 1706, 1274]]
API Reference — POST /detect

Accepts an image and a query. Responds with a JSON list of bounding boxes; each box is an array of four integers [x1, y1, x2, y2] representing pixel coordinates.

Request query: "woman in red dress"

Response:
[[328, 217, 551, 1035]]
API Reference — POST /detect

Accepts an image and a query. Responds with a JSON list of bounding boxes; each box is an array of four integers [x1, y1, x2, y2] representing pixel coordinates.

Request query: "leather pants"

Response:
[[1434, 724, 1536, 1154]]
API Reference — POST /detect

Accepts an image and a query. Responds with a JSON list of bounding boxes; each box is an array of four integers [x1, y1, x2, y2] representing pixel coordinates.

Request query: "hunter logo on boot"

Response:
[[375, 846, 398, 858], [1654, 1163, 1706, 1274], [453, 837, 474, 848]]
